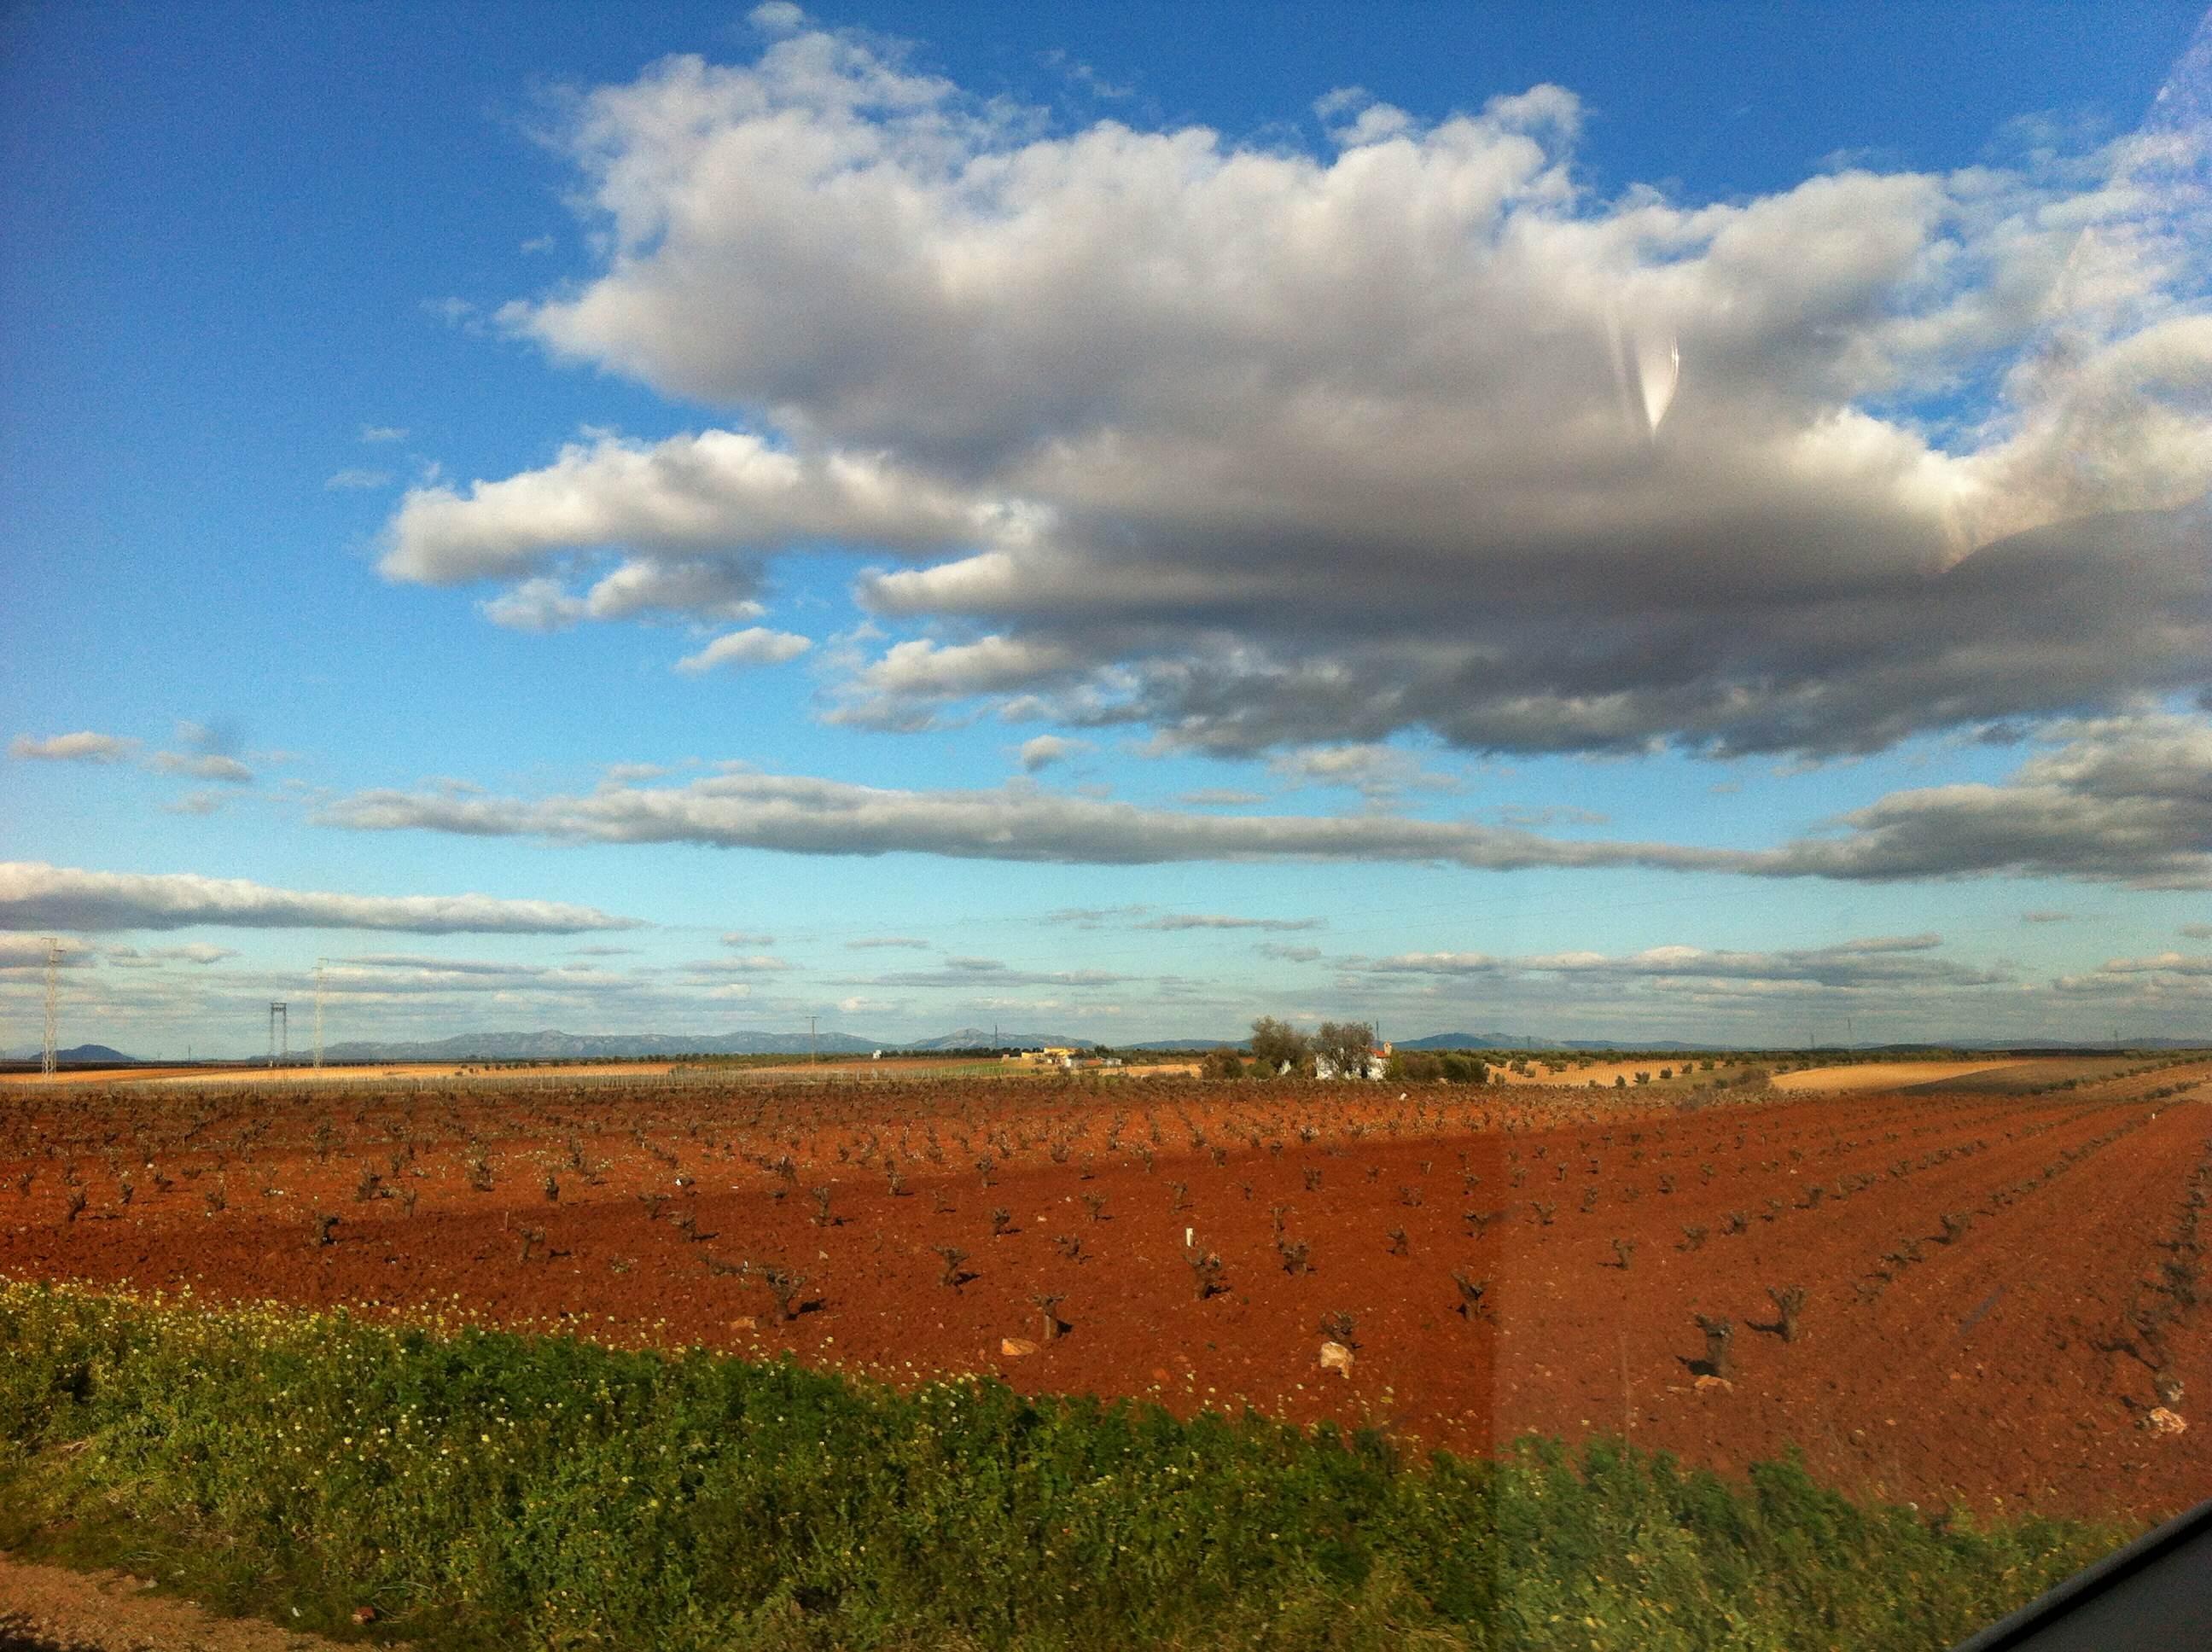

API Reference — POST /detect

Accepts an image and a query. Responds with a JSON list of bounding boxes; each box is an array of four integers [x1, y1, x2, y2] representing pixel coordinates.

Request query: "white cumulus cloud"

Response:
[[10, 731, 139, 764], [673, 626, 812, 674], [1016, 735, 1087, 772]]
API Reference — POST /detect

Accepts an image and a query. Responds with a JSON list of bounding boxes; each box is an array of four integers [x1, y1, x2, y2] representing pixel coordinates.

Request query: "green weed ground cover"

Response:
[[0, 1280, 2124, 1650]]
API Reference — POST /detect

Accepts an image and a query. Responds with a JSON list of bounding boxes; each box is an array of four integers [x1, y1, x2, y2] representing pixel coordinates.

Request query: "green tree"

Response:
[[1200, 1045, 1246, 1080], [1314, 1020, 1377, 1079], [1386, 1050, 1444, 1082], [1248, 1015, 1311, 1076]]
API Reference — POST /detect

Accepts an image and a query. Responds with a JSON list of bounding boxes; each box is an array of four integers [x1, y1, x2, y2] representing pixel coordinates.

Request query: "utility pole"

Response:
[[313, 959, 327, 1069], [41, 938, 60, 1077], [808, 1014, 818, 1065]]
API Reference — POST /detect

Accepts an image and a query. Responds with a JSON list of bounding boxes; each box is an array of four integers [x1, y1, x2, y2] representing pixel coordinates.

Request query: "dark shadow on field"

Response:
[[1901, 1058, 2131, 1096], [0, 1618, 73, 1651]]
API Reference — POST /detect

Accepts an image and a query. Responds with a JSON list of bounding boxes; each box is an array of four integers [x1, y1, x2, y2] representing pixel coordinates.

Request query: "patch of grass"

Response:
[[0, 1280, 2130, 1650]]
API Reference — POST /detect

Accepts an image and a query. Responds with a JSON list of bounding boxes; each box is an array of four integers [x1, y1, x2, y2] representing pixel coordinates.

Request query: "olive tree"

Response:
[[1248, 1016, 1312, 1076], [1314, 1021, 1377, 1080]]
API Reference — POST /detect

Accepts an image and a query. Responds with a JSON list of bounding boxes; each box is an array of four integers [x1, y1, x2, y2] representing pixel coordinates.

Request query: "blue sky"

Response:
[[3, 1, 2209, 1055]]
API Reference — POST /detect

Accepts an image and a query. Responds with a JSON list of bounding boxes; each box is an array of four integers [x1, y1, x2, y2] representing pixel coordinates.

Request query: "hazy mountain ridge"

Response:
[[1, 1044, 139, 1064], [895, 1027, 1097, 1052], [315, 1030, 877, 1062], [13, 1030, 2208, 1066], [311, 1027, 1099, 1062]]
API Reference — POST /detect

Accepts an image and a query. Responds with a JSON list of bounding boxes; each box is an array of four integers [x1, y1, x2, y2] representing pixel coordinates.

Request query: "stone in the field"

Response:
[[1693, 1374, 1733, 1393], [1319, 1341, 1354, 1376], [2142, 1406, 2187, 1435], [1000, 1336, 1039, 1358], [727, 1315, 758, 1331]]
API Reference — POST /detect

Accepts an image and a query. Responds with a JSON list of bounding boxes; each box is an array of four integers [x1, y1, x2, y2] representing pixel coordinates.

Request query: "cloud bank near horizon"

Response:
[[316, 716, 2212, 888], [0, 864, 644, 935]]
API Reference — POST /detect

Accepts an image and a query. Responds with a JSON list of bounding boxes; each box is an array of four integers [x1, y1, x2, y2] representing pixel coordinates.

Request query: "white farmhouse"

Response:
[[1314, 1042, 1392, 1080]]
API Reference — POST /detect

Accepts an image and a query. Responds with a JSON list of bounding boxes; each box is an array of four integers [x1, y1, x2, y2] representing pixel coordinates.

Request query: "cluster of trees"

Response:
[[1384, 1050, 1491, 1085], [1201, 1018, 1490, 1084]]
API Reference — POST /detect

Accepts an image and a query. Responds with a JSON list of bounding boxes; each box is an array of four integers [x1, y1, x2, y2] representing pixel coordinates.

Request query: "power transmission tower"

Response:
[[808, 1014, 818, 1065], [313, 959, 327, 1069], [269, 1002, 288, 1068], [41, 938, 60, 1077]]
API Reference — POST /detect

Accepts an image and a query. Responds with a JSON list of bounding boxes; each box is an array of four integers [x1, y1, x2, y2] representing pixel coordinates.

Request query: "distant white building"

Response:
[[1315, 1043, 1391, 1080]]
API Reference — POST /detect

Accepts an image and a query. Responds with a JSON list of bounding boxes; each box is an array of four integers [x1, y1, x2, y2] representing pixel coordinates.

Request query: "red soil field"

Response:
[[2, 1062, 2205, 1524]]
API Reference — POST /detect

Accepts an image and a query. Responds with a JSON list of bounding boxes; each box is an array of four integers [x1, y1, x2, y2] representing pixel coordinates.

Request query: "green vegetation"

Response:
[[0, 1281, 2125, 1650], [1385, 1050, 1491, 1085]]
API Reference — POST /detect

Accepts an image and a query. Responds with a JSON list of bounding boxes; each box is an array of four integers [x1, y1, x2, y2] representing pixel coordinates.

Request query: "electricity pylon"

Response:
[[41, 938, 60, 1077]]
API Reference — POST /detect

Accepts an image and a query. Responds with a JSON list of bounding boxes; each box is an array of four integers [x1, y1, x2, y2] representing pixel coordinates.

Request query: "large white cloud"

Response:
[[1771, 714, 2212, 887], [380, 15, 2212, 758], [0, 864, 643, 934]]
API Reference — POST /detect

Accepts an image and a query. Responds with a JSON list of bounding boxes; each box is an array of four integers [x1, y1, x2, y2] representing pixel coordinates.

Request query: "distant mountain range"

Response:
[[306, 1027, 1100, 1062], [0, 1044, 140, 1065], [899, 1027, 1097, 1052], [1124, 1032, 1714, 1052], [9, 1029, 2207, 1065], [318, 1030, 873, 1062], [1394, 1032, 1713, 1051]]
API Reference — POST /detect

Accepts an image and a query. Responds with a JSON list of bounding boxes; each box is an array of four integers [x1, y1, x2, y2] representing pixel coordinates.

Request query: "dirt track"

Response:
[[0, 1553, 376, 1651], [3, 1065, 2207, 1522]]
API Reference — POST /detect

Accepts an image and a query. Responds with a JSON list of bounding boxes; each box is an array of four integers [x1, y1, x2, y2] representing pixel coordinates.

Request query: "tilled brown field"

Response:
[[2, 1062, 2205, 1524]]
